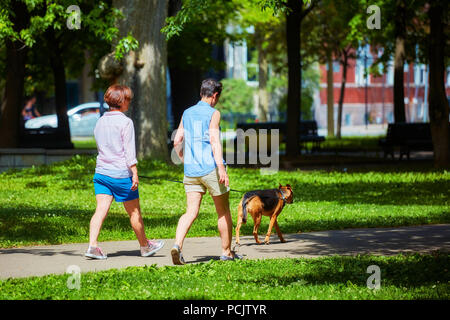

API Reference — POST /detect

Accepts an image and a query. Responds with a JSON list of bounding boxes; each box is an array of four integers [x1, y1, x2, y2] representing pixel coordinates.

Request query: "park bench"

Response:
[[298, 120, 326, 152], [378, 122, 449, 160], [236, 120, 325, 152], [19, 128, 74, 149]]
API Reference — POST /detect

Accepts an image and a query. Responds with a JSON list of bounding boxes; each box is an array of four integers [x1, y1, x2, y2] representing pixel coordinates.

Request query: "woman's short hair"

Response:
[[200, 79, 222, 98], [104, 84, 133, 109]]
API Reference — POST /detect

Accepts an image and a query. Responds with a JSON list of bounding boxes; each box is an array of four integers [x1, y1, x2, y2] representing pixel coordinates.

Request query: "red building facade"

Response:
[[315, 50, 450, 130]]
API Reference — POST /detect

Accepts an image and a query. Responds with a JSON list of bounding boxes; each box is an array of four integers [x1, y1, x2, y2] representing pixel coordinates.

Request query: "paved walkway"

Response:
[[1, 224, 449, 279]]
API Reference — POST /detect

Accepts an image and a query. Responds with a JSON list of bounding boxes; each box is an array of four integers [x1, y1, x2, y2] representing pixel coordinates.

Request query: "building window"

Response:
[[414, 64, 427, 85], [387, 112, 394, 123], [416, 99, 423, 119], [386, 63, 394, 85], [345, 113, 352, 126], [404, 63, 409, 72], [325, 61, 340, 72], [355, 45, 372, 86], [333, 61, 340, 72]]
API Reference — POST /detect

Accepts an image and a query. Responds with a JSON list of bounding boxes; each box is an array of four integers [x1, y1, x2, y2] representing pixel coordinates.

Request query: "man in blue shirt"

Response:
[[171, 79, 242, 264]]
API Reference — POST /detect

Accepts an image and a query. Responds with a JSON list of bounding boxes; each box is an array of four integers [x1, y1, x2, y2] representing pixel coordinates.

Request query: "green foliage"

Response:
[[0, 156, 449, 248], [346, 0, 445, 74], [1, 253, 448, 299], [114, 32, 139, 60], [0, 0, 138, 97], [271, 63, 320, 120], [216, 78, 255, 114], [162, 0, 213, 40], [163, 0, 240, 72]]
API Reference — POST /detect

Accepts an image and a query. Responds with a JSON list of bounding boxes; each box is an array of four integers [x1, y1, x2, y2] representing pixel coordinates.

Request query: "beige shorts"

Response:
[[183, 167, 230, 196]]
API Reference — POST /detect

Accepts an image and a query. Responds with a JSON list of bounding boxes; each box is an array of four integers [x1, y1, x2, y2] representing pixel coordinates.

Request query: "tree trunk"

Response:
[[336, 50, 349, 139], [167, 0, 199, 129], [0, 1, 29, 148], [255, 27, 269, 122], [46, 29, 73, 148], [168, 66, 202, 129], [285, 0, 302, 157], [0, 86, 5, 116], [428, 3, 449, 168], [114, 0, 169, 160], [326, 51, 335, 137], [393, 0, 406, 123]]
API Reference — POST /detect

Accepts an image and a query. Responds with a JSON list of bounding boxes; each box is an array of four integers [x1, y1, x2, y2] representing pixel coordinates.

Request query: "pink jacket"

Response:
[[94, 111, 137, 178]]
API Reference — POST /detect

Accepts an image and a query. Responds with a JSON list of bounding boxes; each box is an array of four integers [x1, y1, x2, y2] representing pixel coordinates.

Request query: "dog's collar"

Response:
[[278, 189, 287, 203]]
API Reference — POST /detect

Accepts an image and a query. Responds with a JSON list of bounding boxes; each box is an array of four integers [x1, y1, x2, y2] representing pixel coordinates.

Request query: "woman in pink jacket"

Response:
[[85, 84, 164, 259]]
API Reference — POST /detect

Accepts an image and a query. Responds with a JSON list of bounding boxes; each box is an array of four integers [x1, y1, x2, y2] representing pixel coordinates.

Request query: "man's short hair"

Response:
[[200, 79, 222, 98]]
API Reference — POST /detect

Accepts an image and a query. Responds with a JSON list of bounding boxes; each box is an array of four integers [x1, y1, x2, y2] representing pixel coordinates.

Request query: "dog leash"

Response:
[[138, 175, 244, 193]]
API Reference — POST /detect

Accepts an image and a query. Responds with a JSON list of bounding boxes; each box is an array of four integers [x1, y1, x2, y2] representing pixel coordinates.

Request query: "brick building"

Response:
[[315, 46, 450, 131]]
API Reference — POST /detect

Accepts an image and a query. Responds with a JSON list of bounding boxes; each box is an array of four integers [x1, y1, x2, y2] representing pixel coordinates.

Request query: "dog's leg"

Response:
[[264, 214, 278, 244], [274, 219, 286, 243], [252, 213, 262, 244]]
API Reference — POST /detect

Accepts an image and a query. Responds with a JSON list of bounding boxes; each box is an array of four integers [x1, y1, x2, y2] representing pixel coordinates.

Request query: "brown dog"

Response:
[[235, 184, 293, 245]]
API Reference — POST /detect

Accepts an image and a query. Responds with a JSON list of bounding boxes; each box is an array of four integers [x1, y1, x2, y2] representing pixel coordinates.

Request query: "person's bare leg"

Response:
[[89, 194, 113, 247], [123, 198, 148, 247], [174, 192, 204, 250], [212, 192, 233, 257]]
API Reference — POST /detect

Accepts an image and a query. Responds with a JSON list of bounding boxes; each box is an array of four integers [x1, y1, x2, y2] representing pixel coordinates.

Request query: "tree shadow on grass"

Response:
[[235, 253, 450, 290], [206, 209, 450, 239], [188, 256, 220, 263], [1, 203, 449, 249], [0, 247, 82, 257], [233, 225, 450, 258], [283, 180, 450, 206], [0, 206, 181, 247]]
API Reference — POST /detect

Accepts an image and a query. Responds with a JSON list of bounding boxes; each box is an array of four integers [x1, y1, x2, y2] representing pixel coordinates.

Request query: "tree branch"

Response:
[[301, 0, 320, 20]]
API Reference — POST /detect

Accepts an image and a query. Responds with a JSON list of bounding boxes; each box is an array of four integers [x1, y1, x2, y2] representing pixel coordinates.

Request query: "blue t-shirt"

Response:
[[182, 101, 225, 177]]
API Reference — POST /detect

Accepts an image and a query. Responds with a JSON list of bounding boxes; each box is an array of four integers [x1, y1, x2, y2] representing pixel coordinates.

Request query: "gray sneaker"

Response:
[[220, 252, 243, 261], [141, 240, 165, 257], [85, 246, 107, 260], [170, 244, 186, 265]]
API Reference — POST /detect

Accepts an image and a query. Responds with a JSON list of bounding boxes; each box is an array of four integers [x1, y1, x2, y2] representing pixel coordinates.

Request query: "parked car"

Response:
[[25, 102, 109, 137]]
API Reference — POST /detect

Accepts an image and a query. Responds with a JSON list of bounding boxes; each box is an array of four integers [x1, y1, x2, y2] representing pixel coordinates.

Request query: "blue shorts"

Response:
[[93, 173, 139, 202]]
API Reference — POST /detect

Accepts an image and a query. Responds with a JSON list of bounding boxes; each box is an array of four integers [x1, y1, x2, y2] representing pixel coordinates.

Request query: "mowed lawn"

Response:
[[0, 155, 449, 248], [0, 254, 448, 300]]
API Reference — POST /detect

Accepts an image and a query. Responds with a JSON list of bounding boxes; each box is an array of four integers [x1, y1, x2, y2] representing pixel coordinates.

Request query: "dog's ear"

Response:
[[279, 183, 282, 189], [286, 184, 291, 190]]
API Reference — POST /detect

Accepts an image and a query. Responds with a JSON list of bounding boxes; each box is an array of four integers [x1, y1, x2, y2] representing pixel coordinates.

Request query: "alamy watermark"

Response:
[[66, 5, 81, 30], [366, 265, 381, 290], [66, 265, 81, 290], [367, 5, 381, 30], [170, 124, 280, 175]]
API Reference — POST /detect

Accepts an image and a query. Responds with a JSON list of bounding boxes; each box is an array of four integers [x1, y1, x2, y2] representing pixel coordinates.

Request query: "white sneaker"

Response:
[[141, 240, 165, 257], [85, 246, 107, 260]]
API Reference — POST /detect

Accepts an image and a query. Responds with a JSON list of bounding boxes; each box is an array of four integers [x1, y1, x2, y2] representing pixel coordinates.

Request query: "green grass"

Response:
[[317, 136, 383, 151], [275, 136, 384, 153], [0, 253, 448, 300], [0, 155, 449, 248], [72, 138, 96, 149]]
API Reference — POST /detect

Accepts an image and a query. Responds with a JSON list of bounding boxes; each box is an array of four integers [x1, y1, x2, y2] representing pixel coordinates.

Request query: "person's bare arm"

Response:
[[173, 117, 184, 162], [129, 164, 138, 191], [209, 110, 229, 187]]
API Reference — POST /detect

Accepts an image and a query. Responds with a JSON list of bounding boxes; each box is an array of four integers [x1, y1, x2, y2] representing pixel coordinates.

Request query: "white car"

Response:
[[25, 102, 109, 137]]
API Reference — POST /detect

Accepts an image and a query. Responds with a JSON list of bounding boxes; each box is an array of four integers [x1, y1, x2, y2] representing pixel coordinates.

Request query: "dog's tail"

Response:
[[242, 192, 257, 223]]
